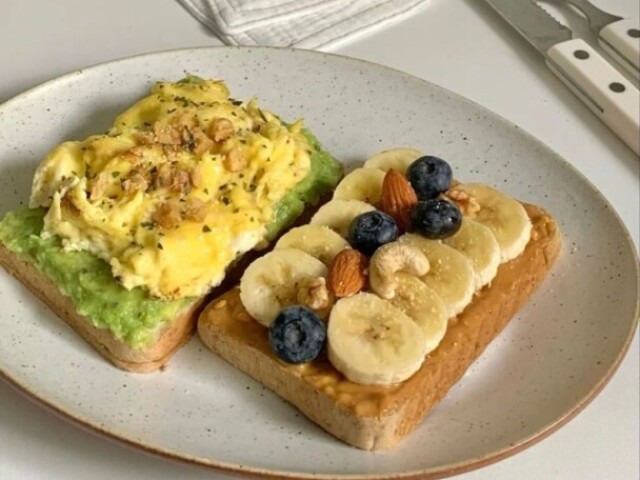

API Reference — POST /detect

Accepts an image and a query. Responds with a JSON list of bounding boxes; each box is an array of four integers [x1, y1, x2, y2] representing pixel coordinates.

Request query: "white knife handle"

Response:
[[599, 19, 640, 80], [546, 38, 640, 156]]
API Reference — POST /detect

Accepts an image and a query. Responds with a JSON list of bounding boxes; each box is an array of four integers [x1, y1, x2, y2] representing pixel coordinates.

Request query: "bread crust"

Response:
[[197, 203, 562, 450], [0, 242, 206, 372]]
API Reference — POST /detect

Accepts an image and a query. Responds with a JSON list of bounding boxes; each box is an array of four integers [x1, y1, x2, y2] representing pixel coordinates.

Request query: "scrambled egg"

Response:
[[29, 77, 312, 299]]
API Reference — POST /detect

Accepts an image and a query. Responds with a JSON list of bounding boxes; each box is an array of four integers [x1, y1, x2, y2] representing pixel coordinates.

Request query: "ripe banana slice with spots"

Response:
[[443, 218, 501, 289], [327, 292, 428, 385], [399, 234, 475, 319], [363, 148, 423, 173], [275, 225, 349, 266], [239, 248, 328, 326], [332, 167, 385, 204], [310, 199, 375, 237], [455, 183, 532, 263]]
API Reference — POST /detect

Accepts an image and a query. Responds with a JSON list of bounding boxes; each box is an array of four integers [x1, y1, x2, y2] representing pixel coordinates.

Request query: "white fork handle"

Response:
[[546, 38, 640, 156], [599, 19, 640, 80]]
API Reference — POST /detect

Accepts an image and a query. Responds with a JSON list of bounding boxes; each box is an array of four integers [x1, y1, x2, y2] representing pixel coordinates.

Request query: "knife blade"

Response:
[[560, 0, 639, 79], [482, 0, 640, 156]]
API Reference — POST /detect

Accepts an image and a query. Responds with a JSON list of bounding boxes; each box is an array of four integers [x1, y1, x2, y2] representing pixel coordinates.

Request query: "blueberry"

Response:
[[268, 306, 326, 364], [406, 156, 453, 200], [411, 199, 462, 239], [348, 210, 399, 256]]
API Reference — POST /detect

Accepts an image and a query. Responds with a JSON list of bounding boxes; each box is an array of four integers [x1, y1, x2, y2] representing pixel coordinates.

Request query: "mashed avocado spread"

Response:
[[0, 130, 342, 349]]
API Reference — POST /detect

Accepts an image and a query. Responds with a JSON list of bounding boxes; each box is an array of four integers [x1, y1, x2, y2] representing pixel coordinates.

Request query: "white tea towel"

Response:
[[177, 0, 429, 50], [217, 0, 338, 33]]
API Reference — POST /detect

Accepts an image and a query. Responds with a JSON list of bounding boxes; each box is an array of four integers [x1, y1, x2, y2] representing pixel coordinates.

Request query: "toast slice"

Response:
[[198, 203, 561, 449], [0, 239, 202, 373]]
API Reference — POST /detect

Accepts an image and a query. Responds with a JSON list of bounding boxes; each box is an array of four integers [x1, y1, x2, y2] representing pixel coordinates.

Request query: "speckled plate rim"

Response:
[[0, 46, 638, 480]]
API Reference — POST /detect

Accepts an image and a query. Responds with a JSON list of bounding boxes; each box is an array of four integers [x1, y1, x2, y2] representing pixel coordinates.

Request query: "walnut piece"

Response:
[[155, 164, 191, 194], [191, 126, 215, 158], [183, 197, 209, 222], [297, 277, 331, 310], [208, 118, 235, 142], [441, 187, 481, 217], [153, 122, 182, 145], [190, 165, 203, 188], [152, 202, 182, 229], [224, 147, 247, 172], [122, 171, 149, 194]]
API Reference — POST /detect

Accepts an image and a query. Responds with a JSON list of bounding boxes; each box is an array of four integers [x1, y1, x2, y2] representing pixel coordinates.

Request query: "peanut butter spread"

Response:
[[200, 206, 559, 418]]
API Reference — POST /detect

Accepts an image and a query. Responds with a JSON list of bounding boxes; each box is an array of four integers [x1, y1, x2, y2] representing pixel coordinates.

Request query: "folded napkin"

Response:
[[178, 0, 428, 50]]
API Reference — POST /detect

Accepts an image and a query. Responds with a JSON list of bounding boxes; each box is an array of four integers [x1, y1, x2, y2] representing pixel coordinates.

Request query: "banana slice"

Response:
[[310, 199, 375, 238], [327, 293, 427, 385], [363, 148, 423, 174], [239, 248, 328, 326], [333, 167, 385, 204], [389, 274, 448, 354], [399, 234, 475, 319], [456, 183, 532, 263], [275, 225, 349, 266], [442, 218, 501, 289]]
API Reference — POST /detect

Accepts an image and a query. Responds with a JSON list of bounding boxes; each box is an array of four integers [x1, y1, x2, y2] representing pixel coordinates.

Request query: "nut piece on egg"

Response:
[[183, 197, 209, 222], [153, 122, 182, 145], [208, 118, 235, 142], [224, 147, 247, 172], [152, 201, 182, 229]]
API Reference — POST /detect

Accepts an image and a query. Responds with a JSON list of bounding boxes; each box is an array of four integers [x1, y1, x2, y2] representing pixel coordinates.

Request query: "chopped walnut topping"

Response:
[[168, 168, 191, 193], [191, 126, 215, 158], [183, 197, 209, 222], [155, 164, 191, 194], [87, 172, 109, 201], [153, 122, 182, 145], [297, 277, 330, 310], [122, 171, 149, 194], [162, 144, 181, 162], [155, 163, 173, 188], [224, 147, 247, 172], [190, 165, 203, 188], [441, 187, 481, 217], [208, 118, 235, 142], [152, 202, 182, 229], [133, 131, 156, 145]]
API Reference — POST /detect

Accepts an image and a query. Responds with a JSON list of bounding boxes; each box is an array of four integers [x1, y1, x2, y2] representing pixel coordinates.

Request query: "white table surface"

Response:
[[0, 0, 638, 479]]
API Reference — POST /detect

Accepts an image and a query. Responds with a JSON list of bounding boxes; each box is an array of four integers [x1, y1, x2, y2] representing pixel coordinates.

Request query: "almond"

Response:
[[378, 169, 418, 231], [328, 249, 368, 298]]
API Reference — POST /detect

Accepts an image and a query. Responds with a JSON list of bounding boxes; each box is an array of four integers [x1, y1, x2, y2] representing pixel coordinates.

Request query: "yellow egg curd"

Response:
[[29, 77, 312, 299]]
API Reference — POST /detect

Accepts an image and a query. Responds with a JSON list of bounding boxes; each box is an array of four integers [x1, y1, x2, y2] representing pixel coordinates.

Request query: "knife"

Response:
[[559, 0, 640, 80], [482, 0, 640, 156]]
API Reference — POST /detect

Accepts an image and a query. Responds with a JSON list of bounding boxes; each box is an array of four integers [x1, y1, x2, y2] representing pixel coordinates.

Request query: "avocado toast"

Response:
[[0, 77, 342, 372]]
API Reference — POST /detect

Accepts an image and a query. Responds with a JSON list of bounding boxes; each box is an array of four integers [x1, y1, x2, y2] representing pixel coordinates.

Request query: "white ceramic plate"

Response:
[[0, 47, 637, 479]]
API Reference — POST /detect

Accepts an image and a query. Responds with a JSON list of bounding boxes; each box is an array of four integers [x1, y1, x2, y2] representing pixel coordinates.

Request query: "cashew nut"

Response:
[[369, 242, 429, 299]]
